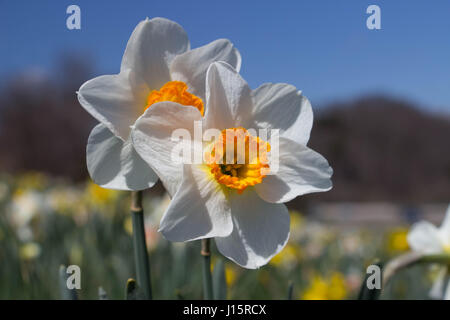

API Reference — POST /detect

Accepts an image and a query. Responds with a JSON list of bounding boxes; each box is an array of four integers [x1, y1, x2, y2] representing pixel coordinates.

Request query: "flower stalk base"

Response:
[[131, 191, 152, 300]]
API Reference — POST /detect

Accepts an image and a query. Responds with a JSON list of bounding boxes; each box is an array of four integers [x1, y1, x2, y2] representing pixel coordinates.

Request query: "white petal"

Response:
[[170, 39, 241, 100], [444, 276, 450, 300], [407, 221, 443, 254], [121, 17, 190, 90], [429, 267, 448, 299], [255, 137, 332, 203], [87, 123, 158, 190], [251, 83, 313, 145], [438, 204, 450, 246], [204, 61, 253, 130], [215, 189, 290, 269], [131, 101, 202, 196], [78, 70, 146, 140], [159, 164, 232, 242]]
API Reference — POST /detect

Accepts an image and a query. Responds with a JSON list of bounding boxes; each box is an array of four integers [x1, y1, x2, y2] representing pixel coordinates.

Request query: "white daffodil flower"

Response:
[[407, 205, 450, 300], [131, 61, 332, 269], [77, 17, 241, 190]]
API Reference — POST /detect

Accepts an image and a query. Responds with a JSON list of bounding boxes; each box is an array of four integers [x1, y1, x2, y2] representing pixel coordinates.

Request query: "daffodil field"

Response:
[[0, 172, 445, 300]]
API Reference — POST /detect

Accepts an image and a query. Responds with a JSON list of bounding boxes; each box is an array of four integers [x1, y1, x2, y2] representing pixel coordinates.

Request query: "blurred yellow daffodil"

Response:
[[301, 272, 348, 300], [19, 242, 41, 261], [386, 227, 409, 253]]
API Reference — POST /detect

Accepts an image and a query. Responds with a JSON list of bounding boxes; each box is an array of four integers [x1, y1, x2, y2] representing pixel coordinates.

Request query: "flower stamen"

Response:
[[206, 128, 270, 194]]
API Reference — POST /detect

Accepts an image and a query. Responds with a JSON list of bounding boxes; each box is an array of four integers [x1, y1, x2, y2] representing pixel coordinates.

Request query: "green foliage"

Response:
[[213, 259, 227, 300], [0, 173, 438, 299]]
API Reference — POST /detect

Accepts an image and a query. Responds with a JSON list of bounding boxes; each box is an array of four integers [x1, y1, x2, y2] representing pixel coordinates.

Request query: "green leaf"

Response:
[[213, 259, 227, 300], [131, 191, 152, 300], [287, 281, 294, 300], [201, 239, 214, 300]]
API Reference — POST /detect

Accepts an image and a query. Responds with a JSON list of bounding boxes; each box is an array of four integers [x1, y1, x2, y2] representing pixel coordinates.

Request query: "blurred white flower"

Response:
[[46, 186, 82, 213], [78, 17, 241, 191], [8, 189, 49, 241], [132, 62, 332, 268], [341, 233, 361, 256], [407, 204, 450, 300]]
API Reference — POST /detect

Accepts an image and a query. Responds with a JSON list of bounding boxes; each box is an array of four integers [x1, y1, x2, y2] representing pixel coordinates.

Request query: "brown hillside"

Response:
[[303, 96, 450, 203]]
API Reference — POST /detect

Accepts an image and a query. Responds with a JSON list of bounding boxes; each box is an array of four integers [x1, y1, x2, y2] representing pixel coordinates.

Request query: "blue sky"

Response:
[[1, 0, 449, 112]]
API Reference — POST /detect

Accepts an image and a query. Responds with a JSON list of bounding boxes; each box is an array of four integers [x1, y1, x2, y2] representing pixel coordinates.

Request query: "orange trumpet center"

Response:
[[145, 81, 204, 115], [205, 128, 270, 194]]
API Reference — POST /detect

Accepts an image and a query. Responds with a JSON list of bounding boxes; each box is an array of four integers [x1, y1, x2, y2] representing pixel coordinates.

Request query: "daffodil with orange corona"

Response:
[[77, 17, 241, 190], [132, 62, 333, 268]]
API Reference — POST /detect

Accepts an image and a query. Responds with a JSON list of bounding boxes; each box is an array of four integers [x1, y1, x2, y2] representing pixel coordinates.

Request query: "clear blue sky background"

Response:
[[1, 0, 449, 112]]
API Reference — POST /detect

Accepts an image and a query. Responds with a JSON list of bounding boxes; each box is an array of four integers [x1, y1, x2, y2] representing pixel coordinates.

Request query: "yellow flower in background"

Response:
[[444, 244, 450, 254], [269, 243, 302, 269], [84, 181, 119, 210], [19, 242, 41, 261], [290, 210, 305, 230], [124, 216, 133, 236], [210, 259, 238, 287], [302, 274, 329, 300], [225, 264, 237, 287], [301, 272, 348, 300], [386, 227, 409, 253], [328, 272, 348, 300]]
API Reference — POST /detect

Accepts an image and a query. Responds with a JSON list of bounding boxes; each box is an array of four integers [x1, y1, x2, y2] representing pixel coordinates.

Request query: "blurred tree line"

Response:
[[0, 58, 449, 203], [305, 97, 450, 204], [0, 56, 96, 181]]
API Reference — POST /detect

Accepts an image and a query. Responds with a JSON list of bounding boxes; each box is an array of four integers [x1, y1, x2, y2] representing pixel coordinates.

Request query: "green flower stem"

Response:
[[383, 252, 450, 287], [131, 191, 152, 300], [201, 238, 214, 300], [287, 281, 294, 300], [212, 258, 227, 300]]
